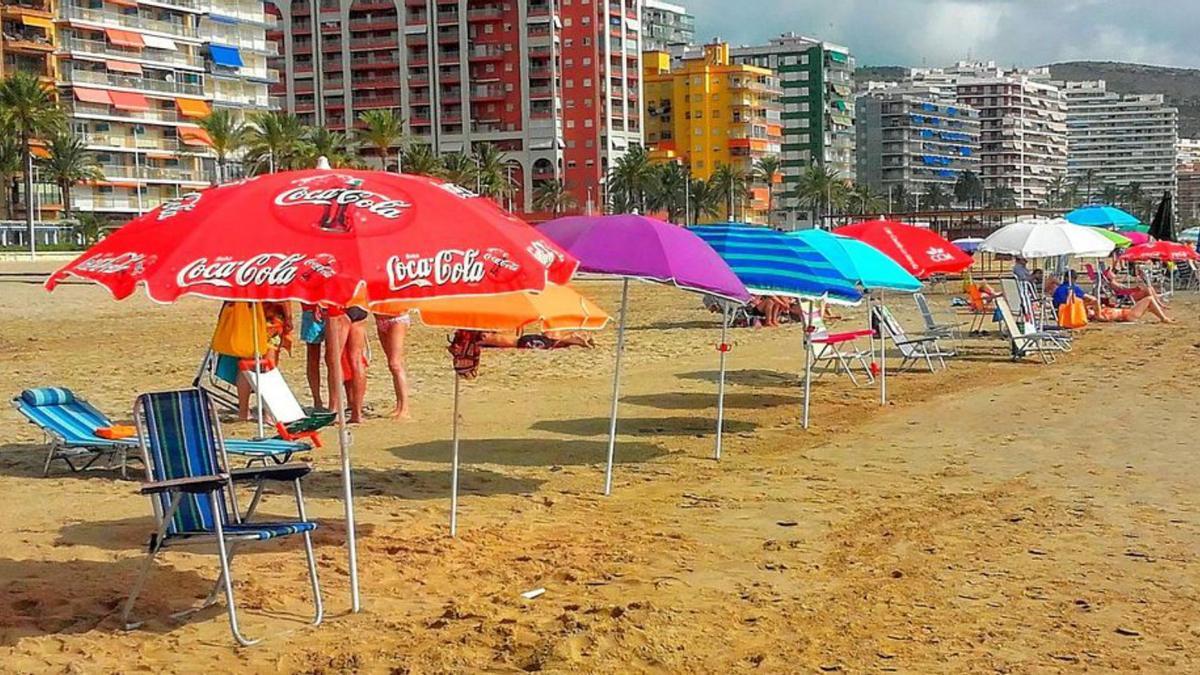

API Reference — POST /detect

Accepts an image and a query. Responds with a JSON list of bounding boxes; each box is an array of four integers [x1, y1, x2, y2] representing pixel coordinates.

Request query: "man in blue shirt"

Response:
[[1052, 271, 1093, 308]]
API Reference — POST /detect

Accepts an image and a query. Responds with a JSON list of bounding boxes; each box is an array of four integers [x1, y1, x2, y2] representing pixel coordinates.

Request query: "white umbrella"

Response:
[[979, 217, 1115, 259]]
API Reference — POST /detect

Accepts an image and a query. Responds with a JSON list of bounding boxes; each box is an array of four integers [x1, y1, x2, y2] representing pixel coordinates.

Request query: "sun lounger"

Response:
[[1001, 278, 1072, 352], [995, 297, 1060, 363], [871, 304, 954, 372], [241, 367, 335, 448], [914, 292, 965, 340], [14, 387, 311, 475], [121, 389, 322, 646], [799, 300, 875, 386]]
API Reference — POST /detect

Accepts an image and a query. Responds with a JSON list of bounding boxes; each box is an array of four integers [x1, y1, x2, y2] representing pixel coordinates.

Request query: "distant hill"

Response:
[[854, 61, 1200, 139]]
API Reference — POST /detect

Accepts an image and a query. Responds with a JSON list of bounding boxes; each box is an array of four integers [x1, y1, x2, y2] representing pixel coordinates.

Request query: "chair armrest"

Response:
[[140, 474, 228, 495], [230, 463, 312, 483], [892, 335, 941, 346]]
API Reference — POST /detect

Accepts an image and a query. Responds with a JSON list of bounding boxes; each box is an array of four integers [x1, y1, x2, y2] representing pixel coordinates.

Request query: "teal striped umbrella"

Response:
[[689, 224, 862, 303], [790, 229, 922, 292]]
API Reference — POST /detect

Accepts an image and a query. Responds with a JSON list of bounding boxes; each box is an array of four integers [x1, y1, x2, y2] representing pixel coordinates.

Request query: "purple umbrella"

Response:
[[538, 215, 750, 494]]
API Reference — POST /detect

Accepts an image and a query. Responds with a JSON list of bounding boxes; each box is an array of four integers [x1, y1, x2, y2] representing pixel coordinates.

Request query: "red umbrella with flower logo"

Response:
[[46, 167, 578, 613]]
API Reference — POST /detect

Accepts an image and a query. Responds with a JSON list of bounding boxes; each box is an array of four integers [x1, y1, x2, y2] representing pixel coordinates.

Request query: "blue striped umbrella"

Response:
[[791, 229, 922, 293], [689, 224, 862, 303]]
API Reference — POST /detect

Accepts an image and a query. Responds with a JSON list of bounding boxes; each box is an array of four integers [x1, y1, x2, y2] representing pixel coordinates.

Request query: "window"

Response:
[[583, 78, 592, 87], [567, 120, 575, 128], [563, 18, 572, 26], [585, 119, 593, 127], [484, 24, 493, 33], [582, 57, 591, 66], [566, 79, 574, 88]]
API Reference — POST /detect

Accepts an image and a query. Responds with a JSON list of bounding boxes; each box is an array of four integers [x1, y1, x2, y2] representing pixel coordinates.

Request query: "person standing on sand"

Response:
[[299, 303, 326, 410], [374, 309, 412, 419], [325, 305, 369, 423]]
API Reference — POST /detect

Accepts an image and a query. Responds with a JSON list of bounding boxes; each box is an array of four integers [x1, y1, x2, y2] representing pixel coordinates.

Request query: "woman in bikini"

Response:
[[325, 304, 369, 423], [374, 309, 412, 419], [1085, 284, 1175, 323]]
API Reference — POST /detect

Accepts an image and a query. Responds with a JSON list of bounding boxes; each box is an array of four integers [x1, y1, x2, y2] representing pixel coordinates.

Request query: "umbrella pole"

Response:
[[251, 304, 264, 438], [335, 409, 360, 612], [603, 278, 629, 496], [714, 304, 730, 460], [802, 309, 813, 429], [879, 292, 888, 406], [450, 374, 461, 537]]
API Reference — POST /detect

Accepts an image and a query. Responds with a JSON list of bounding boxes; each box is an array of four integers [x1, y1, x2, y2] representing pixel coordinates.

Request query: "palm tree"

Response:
[[304, 127, 356, 168], [71, 212, 109, 246], [40, 130, 101, 219], [752, 155, 781, 222], [356, 108, 405, 171], [794, 164, 843, 224], [1045, 174, 1073, 208], [848, 183, 883, 215], [649, 161, 688, 223], [687, 176, 722, 224], [607, 145, 656, 213], [987, 185, 1018, 209], [924, 183, 951, 210], [198, 108, 246, 183], [711, 163, 749, 221], [472, 142, 511, 200], [0, 135, 22, 219], [1121, 182, 1148, 220], [1080, 168, 1098, 204], [532, 179, 576, 216], [1098, 183, 1122, 207], [401, 143, 442, 177], [0, 71, 65, 250], [953, 170, 983, 208], [244, 111, 310, 173], [440, 151, 477, 186]]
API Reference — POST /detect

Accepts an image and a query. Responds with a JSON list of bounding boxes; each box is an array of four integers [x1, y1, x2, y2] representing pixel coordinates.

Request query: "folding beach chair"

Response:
[[241, 366, 336, 450], [122, 389, 322, 647], [957, 283, 993, 335], [914, 292, 965, 340], [1008, 278, 1073, 352], [871, 304, 954, 372], [12, 387, 142, 478], [798, 300, 875, 386], [995, 298, 1060, 364]]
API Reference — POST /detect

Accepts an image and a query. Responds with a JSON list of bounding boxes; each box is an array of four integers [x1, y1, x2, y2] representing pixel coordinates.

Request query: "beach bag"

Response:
[[1057, 291, 1088, 329], [211, 302, 270, 358]]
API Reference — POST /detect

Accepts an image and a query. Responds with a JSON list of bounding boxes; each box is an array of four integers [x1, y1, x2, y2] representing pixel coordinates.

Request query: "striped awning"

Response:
[[178, 125, 213, 147], [175, 97, 210, 118], [689, 224, 861, 303], [73, 87, 112, 105], [109, 90, 150, 111], [106, 59, 143, 75], [105, 28, 144, 48]]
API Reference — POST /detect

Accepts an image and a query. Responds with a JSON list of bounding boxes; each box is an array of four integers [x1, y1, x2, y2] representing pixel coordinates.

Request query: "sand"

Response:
[[1, 260, 1199, 673]]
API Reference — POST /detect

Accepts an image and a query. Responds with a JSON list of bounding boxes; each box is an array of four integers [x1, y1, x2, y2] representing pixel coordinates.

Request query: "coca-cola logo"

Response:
[[526, 240, 563, 269], [386, 249, 490, 290], [438, 182, 479, 199], [157, 193, 202, 221], [75, 252, 153, 275], [926, 246, 955, 263], [274, 187, 411, 219], [176, 253, 317, 289]]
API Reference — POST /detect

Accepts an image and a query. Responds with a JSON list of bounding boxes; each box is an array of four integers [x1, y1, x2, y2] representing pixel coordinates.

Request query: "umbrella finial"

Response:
[[316, 156, 331, 170]]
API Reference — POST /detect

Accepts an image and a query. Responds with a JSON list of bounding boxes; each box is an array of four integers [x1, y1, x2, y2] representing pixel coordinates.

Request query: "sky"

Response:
[[687, 0, 1200, 69]]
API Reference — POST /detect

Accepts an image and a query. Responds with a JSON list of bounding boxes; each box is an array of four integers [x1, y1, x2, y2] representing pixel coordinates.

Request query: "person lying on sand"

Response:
[[1085, 285, 1175, 323], [479, 331, 596, 349]]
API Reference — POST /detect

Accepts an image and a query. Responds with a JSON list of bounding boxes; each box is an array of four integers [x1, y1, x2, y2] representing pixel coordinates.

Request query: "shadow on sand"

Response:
[[390, 437, 667, 467], [530, 415, 757, 437], [675, 369, 799, 387], [621, 391, 801, 411]]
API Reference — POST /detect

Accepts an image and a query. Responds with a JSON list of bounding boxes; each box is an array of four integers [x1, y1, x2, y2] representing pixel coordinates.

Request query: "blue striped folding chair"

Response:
[[121, 389, 322, 646], [12, 387, 141, 478]]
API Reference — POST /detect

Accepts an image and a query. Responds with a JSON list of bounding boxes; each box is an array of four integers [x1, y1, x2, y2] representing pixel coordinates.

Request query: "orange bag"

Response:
[[211, 302, 270, 358], [1057, 290, 1088, 329], [95, 425, 136, 439]]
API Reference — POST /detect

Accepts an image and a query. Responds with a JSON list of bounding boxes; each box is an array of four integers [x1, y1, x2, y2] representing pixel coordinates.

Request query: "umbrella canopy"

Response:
[[690, 224, 862, 303], [1094, 229, 1133, 248], [1178, 227, 1200, 244], [47, 169, 577, 303], [1119, 240, 1200, 263], [833, 219, 973, 279], [1148, 191, 1176, 242], [1064, 204, 1145, 232], [393, 283, 610, 331], [979, 217, 1115, 258], [790, 229, 922, 292], [536, 214, 750, 302], [1121, 231, 1151, 246], [951, 237, 985, 253]]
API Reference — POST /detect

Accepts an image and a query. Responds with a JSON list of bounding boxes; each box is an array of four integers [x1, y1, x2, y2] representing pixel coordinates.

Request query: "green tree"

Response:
[[794, 164, 844, 223], [0, 71, 65, 250], [356, 108, 405, 171], [472, 142, 511, 200], [953, 170, 983, 208], [440, 151, 477, 186], [607, 145, 656, 213], [304, 127, 357, 168], [1098, 183, 1122, 206], [40, 130, 102, 219], [71, 212, 109, 246], [924, 183, 952, 209], [687, 176, 722, 224], [1045, 174, 1073, 208], [401, 144, 442, 177], [752, 155, 781, 222], [532, 179, 576, 216], [711, 162, 749, 221], [848, 183, 884, 214], [244, 111, 310, 173], [197, 108, 246, 183], [0, 135, 22, 219], [649, 161, 688, 223], [987, 185, 1018, 209], [1080, 168, 1098, 204]]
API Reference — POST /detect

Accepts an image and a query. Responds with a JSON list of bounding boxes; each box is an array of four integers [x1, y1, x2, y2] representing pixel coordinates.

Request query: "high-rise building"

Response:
[[266, 0, 644, 218], [1058, 80, 1176, 204], [1178, 139, 1200, 226], [2, 0, 57, 82], [1178, 138, 1200, 166], [643, 42, 781, 223], [730, 33, 855, 227], [52, 0, 273, 218], [855, 91, 980, 205], [641, 0, 691, 52]]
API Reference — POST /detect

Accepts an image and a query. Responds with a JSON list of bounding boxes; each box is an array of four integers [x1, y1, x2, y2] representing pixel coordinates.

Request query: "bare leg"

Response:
[[346, 321, 368, 423], [377, 318, 411, 419], [236, 375, 251, 422], [324, 315, 350, 418], [305, 342, 323, 410]]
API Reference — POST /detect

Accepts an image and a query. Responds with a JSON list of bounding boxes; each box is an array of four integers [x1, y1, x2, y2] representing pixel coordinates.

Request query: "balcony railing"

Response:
[[62, 67, 205, 97], [98, 163, 207, 182], [81, 131, 202, 153], [60, 3, 198, 39], [59, 35, 203, 68], [65, 102, 181, 124]]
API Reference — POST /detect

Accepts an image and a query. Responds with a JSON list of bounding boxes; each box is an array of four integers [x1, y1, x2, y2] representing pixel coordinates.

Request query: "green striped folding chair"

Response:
[[121, 389, 322, 646]]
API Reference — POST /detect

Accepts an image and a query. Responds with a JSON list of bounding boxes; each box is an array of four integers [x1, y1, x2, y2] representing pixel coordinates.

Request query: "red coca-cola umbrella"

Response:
[[46, 166, 578, 614], [1119, 240, 1200, 263], [833, 219, 973, 279]]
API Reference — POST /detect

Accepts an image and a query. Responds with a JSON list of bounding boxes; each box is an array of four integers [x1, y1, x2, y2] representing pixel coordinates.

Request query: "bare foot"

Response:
[[388, 406, 411, 420]]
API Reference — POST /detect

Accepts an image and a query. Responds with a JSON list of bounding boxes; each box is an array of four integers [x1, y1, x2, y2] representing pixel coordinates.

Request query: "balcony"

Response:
[[81, 131, 202, 154], [2, 0, 53, 18], [528, 85, 553, 99], [349, 35, 400, 51], [60, 35, 204, 69], [98, 163, 208, 183], [436, 10, 458, 25], [62, 67, 206, 97], [466, 7, 502, 21], [65, 102, 181, 124], [141, 0, 201, 12], [60, 3, 199, 39], [353, 74, 401, 89], [2, 30, 54, 53], [469, 85, 504, 101], [468, 44, 503, 61]]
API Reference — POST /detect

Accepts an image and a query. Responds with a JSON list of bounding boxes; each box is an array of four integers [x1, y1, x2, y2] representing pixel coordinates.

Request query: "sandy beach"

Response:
[[1, 260, 1199, 673]]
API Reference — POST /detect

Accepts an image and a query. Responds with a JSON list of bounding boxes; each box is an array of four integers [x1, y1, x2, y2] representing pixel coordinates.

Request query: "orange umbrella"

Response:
[[384, 283, 609, 332], [377, 283, 609, 536]]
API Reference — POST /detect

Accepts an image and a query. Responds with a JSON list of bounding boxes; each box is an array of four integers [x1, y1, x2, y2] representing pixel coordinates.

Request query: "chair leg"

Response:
[[42, 443, 56, 476], [294, 479, 323, 626], [212, 509, 261, 647], [123, 493, 183, 630]]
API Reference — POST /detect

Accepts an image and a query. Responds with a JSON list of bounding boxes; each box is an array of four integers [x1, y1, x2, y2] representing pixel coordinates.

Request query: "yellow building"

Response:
[[643, 41, 782, 223], [1, 0, 57, 83]]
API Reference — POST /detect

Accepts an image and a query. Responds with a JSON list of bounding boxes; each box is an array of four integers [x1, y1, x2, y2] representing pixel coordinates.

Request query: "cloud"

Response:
[[687, 0, 1200, 68]]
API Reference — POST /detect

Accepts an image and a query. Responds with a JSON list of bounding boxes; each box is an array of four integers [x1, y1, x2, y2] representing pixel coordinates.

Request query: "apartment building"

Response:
[[855, 91, 980, 202], [643, 41, 781, 223], [51, 0, 272, 218], [1058, 80, 1177, 203], [640, 0, 691, 52], [1178, 138, 1200, 226], [730, 33, 854, 227], [2, 0, 57, 81], [904, 62, 1068, 209], [266, 0, 644, 217]]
